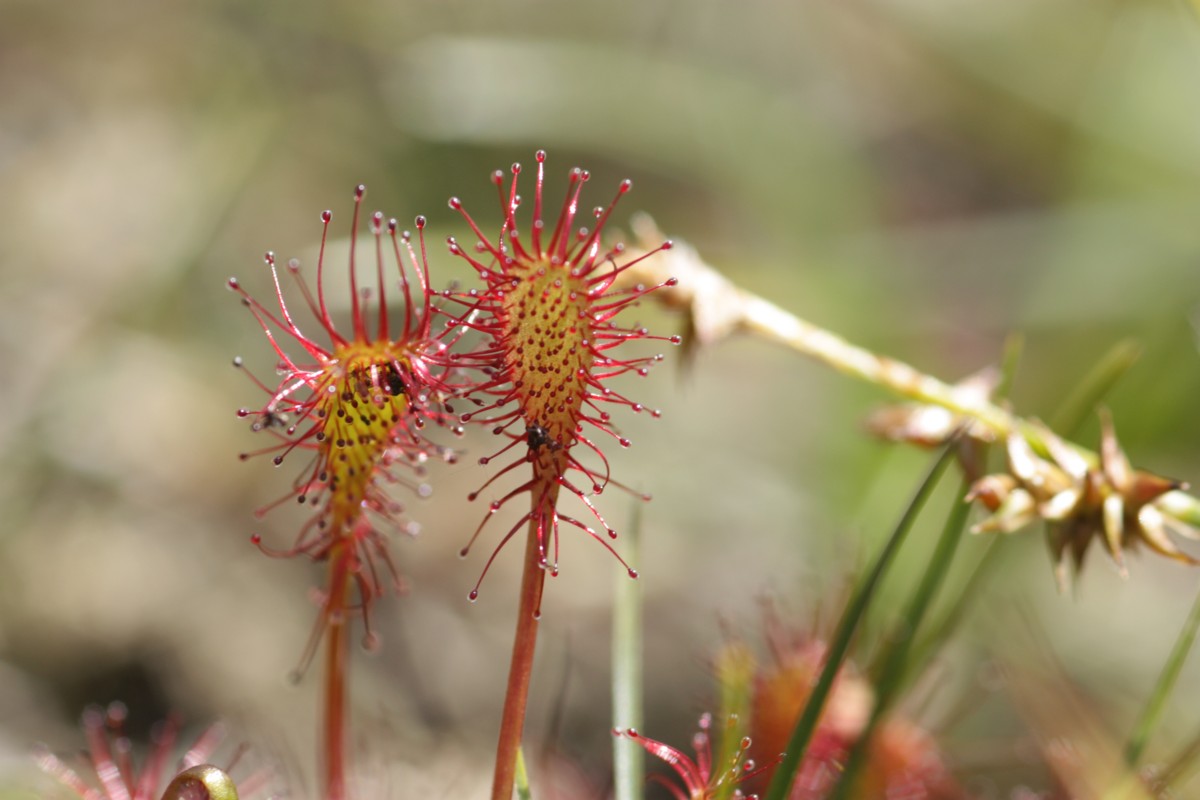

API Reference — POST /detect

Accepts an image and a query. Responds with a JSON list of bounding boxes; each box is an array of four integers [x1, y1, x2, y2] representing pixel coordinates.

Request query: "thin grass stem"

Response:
[[1124, 585, 1200, 767], [829, 479, 973, 799], [711, 643, 755, 800], [762, 443, 958, 800], [901, 331, 1024, 677], [905, 538, 999, 681], [514, 747, 533, 800], [1051, 339, 1141, 437], [1158, 722, 1200, 790], [612, 506, 644, 800]]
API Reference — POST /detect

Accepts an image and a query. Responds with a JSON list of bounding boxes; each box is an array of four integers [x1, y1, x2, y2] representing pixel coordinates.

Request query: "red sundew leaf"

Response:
[[35, 704, 276, 800], [230, 187, 460, 660], [615, 713, 778, 800], [442, 150, 679, 599]]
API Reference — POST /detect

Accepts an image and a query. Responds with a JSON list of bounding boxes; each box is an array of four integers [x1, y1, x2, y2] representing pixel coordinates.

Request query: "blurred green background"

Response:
[[2, 0, 1200, 797]]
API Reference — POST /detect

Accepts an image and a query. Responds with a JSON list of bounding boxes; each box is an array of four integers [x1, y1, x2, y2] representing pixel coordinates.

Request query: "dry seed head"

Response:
[[443, 151, 678, 600], [967, 411, 1198, 589], [865, 367, 1001, 449], [230, 187, 457, 660], [865, 367, 1001, 481]]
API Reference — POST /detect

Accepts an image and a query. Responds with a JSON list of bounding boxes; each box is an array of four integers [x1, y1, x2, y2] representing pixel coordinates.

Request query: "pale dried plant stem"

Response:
[[622, 224, 1200, 527], [740, 293, 1019, 434], [738, 290, 1200, 525]]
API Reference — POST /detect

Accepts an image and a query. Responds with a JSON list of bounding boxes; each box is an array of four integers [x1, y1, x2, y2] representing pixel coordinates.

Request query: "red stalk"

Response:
[[490, 509, 550, 800], [322, 544, 352, 800]]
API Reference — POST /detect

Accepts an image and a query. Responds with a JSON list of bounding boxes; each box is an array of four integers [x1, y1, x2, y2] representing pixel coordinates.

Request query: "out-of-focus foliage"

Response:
[[2, 0, 1199, 795]]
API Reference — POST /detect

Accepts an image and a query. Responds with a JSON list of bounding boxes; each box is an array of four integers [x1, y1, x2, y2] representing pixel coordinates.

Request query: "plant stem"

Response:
[[829, 480, 972, 800], [1158, 721, 1200, 790], [491, 517, 548, 800], [626, 230, 1200, 526], [746, 295, 1199, 524], [762, 443, 957, 800], [612, 507, 644, 800], [1049, 339, 1141, 437], [738, 293, 1039, 446], [514, 747, 533, 800], [744, 303, 1200, 528], [1125, 585, 1200, 767], [322, 544, 352, 800]]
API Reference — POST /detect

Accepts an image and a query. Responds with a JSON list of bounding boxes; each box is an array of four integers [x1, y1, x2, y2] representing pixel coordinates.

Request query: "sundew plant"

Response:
[[8, 7, 1200, 800], [30, 147, 1200, 800]]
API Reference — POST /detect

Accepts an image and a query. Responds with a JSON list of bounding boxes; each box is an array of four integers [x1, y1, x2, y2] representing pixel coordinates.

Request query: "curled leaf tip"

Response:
[[161, 765, 239, 800]]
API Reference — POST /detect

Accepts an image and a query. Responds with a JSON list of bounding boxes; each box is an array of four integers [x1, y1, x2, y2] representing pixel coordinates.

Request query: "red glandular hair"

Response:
[[615, 713, 777, 800], [35, 703, 276, 800], [229, 186, 458, 660], [443, 150, 678, 600]]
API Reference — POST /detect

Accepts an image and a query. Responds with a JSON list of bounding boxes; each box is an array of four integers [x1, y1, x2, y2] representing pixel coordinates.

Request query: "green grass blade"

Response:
[[612, 506, 644, 800], [515, 746, 533, 800], [712, 641, 756, 800], [994, 332, 1024, 401], [1157, 721, 1200, 790], [898, 331, 1022, 680], [762, 443, 958, 800], [828, 479, 973, 800], [1050, 339, 1141, 438], [1124, 585, 1200, 767], [905, 537, 999, 679]]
